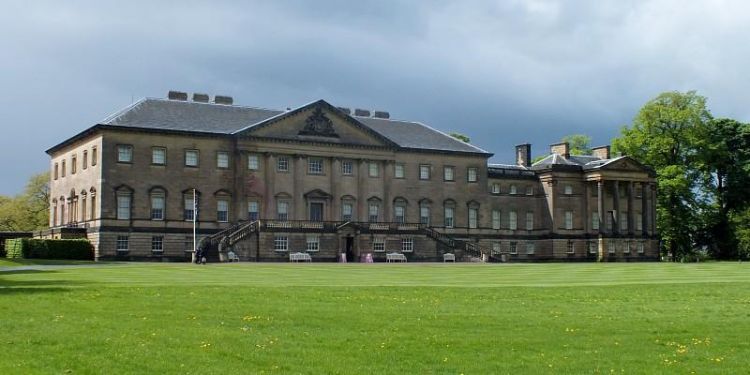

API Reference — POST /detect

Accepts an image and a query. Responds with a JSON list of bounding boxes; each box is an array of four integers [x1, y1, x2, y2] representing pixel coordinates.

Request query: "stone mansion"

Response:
[[46, 91, 658, 262]]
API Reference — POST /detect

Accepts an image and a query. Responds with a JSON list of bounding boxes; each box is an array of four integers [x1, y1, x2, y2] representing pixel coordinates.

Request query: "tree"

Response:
[[449, 132, 470, 143], [561, 134, 592, 156], [612, 91, 711, 261], [0, 172, 50, 232]]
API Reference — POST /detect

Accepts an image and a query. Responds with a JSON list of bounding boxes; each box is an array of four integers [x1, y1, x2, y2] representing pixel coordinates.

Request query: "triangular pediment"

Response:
[[234, 100, 397, 148], [598, 156, 649, 172]]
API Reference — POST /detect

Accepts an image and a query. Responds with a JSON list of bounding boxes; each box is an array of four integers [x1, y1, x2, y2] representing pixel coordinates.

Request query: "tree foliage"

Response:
[[0, 172, 50, 232], [561, 134, 592, 155], [449, 132, 471, 143]]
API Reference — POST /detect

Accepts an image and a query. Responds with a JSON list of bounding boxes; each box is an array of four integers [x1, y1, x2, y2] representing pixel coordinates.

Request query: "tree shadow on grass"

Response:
[[0, 269, 90, 293]]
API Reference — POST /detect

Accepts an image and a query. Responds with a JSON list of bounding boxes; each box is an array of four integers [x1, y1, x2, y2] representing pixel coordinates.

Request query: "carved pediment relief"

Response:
[[298, 107, 338, 138], [604, 157, 645, 172]]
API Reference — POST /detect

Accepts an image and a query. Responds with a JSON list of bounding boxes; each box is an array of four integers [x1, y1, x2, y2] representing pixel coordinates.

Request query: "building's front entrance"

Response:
[[345, 236, 354, 262]]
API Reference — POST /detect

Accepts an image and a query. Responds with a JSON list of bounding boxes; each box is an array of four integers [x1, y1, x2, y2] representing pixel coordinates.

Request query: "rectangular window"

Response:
[[394, 206, 405, 224], [368, 203, 379, 222], [184, 196, 196, 221], [468, 208, 478, 229], [491, 183, 500, 194], [589, 241, 598, 254], [526, 212, 534, 230], [467, 167, 478, 182], [567, 241, 574, 254], [401, 238, 414, 252], [395, 163, 405, 178], [509, 241, 517, 254], [509, 184, 517, 195], [342, 203, 353, 221], [373, 237, 385, 252], [117, 193, 131, 220], [623, 240, 631, 253], [509, 211, 517, 230], [117, 145, 133, 163], [564, 184, 573, 195], [341, 161, 353, 175], [274, 236, 288, 252], [565, 211, 573, 230], [420, 206, 430, 225], [606, 212, 614, 231], [492, 242, 501, 255], [620, 212, 628, 231], [91, 146, 98, 166], [247, 154, 259, 170], [62, 160, 66, 177], [308, 158, 323, 174], [151, 195, 165, 220], [116, 235, 129, 252], [592, 212, 600, 230], [607, 241, 616, 254], [491, 210, 501, 230], [526, 186, 534, 195], [152, 147, 166, 165], [248, 201, 259, 221], [636, 214, 643, 232], [217, 199, 229, 222], [151, 236, 164, 253], [306, 235, 319, 252], [368, 162, 379, 177], [54, 163, 59, 180], [217, 151, 229, 169], [444, 207, 454, 228], [444, 166, 455, 181], [526, 242, 535, 255], [185, 150, 199, 167], [71, 155, 77, 174], [277, 201, 289, 221], [419, 165, 430, 180], [638, 241, 645, 254], [277, 156, 289, 172]]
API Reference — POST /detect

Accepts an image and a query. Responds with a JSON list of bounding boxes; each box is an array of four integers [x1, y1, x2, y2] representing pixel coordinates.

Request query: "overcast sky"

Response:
[[1, 0, 749, 195]]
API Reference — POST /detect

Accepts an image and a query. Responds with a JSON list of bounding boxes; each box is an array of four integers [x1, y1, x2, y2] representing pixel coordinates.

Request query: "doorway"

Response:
[[345, 236, 354, 262]]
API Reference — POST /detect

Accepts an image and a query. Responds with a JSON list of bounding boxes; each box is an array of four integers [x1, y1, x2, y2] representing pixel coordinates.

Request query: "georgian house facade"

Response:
[[46, 92, 659, 262]]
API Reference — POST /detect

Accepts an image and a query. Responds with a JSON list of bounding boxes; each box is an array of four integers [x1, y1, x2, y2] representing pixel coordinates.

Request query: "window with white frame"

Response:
[[394, 205, 406, 224], [565, 211, 573, 230], [116, 235, 129, 252], [567, 241, 574, 254], [468, 207, 478, 229], [368, 202, 379, 222], [373, 237, 385, 252], [491, 210, 501, 230], [526, 186, 534, 195], [394, 163, 405, 178], [492, 242, 501, 255], [491, 183, 500, 194], [638, 241, 645, 254], [306, 235, 319, 252], [151, 236, 164, 253], [509, 184, 517, 195], [623, 240, 631, 253], [185, 150, 199, 167], [589, 241, 598, 254], [341, 160, 353, 175], [509, 211, 517, 230], [509, 241, 517, 254], [217, 199, 229, 222], [419, 164, 430, 180], [277, 156, 289, 172], [444, 206, 454, 228], [444, 166, 455, 181], [116, 192, 131, 220], [117, 145, 133, 163], [248, 201, 259, 221], [342, 202, 353, 221], [526, 242, 535, 255], [274, 236, 288, 251], [277, 201, 289, 221], [184, 195, 196, 221], [620, 212, 628, 231], [526, 212, 534, 230], [564, 184, 573, 195], [467, 167, 478, 182], [150, 192, 165, 220], [592, 213, 600, 230], [420, 205, 430, 225], [369, 162, 379, 177], [217, 152, 229, 168], [608, 240, 616, 254], [247, 154, 259, 170], [308, 158, 323, 174], [152, 147, 166, 165], [401, 238, 414, 252]]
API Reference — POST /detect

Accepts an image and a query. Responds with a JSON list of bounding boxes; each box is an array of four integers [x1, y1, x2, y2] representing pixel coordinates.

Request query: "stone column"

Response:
[[264, 153, 275, 220], [583, 182, 590, 233], [612, 181, 620, 234], [627, 181, 634, 235], [330, 158, 340, 221], [294, 155, 305, 220], [597, 180, 604, 235], [357, 159, 367, 221], [641, 181, 648, 236], [383, 160, 392, 222], [549, 180, 557, 233]]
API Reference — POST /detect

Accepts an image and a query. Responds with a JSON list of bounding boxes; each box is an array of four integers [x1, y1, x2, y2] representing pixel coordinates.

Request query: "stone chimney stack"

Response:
[[515, 144, 531, 167], [167, 90, 188, 101], [550, 142, 570, 159], [592, 145, 611, 160]]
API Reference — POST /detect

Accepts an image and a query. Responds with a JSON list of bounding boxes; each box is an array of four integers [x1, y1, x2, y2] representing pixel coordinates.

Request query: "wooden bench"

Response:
[[443, 253, 456, 262], [289, 252, 312, 262], [386, 252, 407, 263]]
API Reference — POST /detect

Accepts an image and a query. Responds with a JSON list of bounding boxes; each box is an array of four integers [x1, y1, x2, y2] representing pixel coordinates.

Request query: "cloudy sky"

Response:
[[1, 0, 749, 195]]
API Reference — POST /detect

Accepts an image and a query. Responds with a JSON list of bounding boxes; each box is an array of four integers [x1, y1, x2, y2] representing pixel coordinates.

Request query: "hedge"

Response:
[[4, 238, 94, 260]]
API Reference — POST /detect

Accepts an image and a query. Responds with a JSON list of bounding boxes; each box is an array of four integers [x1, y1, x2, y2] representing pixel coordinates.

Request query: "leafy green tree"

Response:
[[612, 91, 711, 261], [561, 134, 592, 156], [0, 172, 50, 231], [449, 132, 470, 143]]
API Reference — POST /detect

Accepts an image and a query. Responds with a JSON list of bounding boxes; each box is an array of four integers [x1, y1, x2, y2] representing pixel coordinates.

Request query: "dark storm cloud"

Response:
[[1, 0, 749, 194]]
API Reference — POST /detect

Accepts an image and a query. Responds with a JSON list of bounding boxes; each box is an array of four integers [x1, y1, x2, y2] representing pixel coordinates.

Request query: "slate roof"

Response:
[[94, 98, 490, 155], [531, 152, 629, 171]]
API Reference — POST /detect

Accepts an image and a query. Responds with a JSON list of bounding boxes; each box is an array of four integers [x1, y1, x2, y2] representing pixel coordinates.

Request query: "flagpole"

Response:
[[193, 188, 197, 261]]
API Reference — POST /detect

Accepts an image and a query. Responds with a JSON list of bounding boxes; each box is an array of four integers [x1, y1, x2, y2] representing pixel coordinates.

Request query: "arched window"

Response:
[[89, 188, 97, 220], [443, 199, 456, 228], [419, 199, 432, 226], [51, 198, 58, 227], [80, 190, 88, 222], [340, 195, 356, 221], [150, 187, 166, 220], [275, 192, 292, 221], [367, 197, 382, 223], [467, 200, 480, 229], [114, 185, 134, 220], [215, 189, 232, 223], [59, 196, 66, 225], [183, 189, 201, 221], [393, 197, 407, 224]]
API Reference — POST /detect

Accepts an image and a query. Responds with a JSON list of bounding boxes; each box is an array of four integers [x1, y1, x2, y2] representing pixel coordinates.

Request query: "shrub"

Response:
[[4, 238, 94, 260]]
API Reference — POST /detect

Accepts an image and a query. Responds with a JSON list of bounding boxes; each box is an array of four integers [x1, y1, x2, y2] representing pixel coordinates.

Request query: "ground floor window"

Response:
[[588, 241, 597, 254], [623, 240, 631, 253], [638, 241, 645, 254], [372, 237, 385, 252], [567, 241, 574, 254], [274, 236, 288, 252], [492, 241, 500, 255], [401, 238, 414, 252], [116, 235, 129, 253], [509, 241, 517, 254], [306, 235, 319, 252], [526, 242, 535, 255], [151, 236, 164, 253], [608, 240, 616, 254]]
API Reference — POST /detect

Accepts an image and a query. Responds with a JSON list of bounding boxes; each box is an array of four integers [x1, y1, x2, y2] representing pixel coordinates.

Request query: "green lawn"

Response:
[[1, 262, 749, 374]]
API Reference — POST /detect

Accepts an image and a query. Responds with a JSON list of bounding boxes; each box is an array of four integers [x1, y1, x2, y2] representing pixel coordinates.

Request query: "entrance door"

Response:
[[310, 202, 324, 222], [345, 236, 354, 262]]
